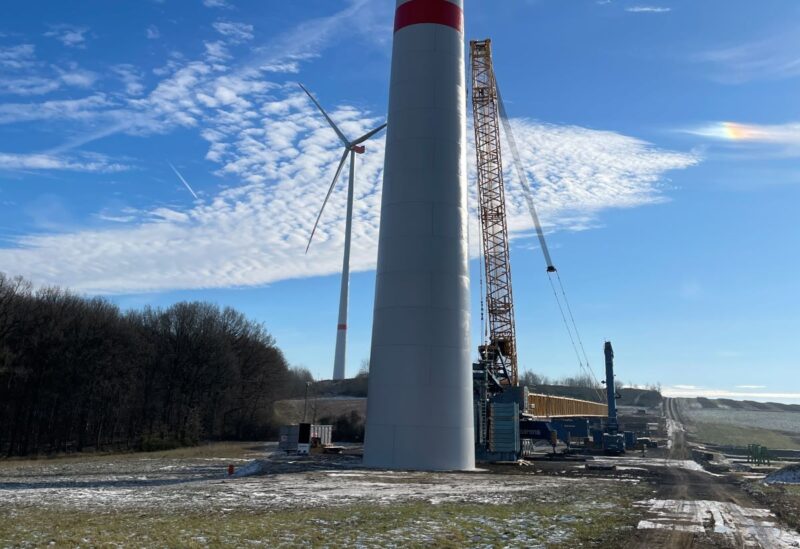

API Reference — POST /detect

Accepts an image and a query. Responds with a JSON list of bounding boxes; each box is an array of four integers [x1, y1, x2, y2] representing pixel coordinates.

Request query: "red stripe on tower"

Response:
[[394, 0, 463, 33], [337, 324, 347, 330]]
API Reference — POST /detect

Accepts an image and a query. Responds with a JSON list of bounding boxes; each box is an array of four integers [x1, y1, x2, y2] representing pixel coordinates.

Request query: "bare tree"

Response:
[[0, 273, 302, 456]]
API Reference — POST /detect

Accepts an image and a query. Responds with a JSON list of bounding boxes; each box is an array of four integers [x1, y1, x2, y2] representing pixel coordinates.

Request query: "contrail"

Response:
[[46, 120, 133, 155], [168, 162, 199, 200]]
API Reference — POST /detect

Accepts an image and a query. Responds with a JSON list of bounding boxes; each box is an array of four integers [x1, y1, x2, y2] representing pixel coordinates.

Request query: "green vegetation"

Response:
[[0, 490, 645, 548], [746, 481, 800, 532], [0, 441, 261, 467], [688, 421, 800, 450]]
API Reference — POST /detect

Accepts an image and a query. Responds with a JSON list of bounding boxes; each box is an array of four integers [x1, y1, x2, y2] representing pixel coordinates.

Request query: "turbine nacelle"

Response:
[[298, 83, 386, 253], [297, 83, 387, 382]]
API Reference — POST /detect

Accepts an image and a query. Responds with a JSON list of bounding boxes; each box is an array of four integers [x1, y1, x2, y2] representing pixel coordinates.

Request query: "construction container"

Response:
[[487, 402, 520, 459], [279, 424, 332, 453], [624, 431, 637, 450]]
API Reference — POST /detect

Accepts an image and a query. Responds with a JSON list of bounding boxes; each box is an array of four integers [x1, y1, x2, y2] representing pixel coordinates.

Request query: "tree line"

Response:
[[0, 273, 310, 456]]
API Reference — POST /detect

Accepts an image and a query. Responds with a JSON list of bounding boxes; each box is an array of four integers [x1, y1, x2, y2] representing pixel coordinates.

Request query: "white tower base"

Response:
[[364, 0, 474, 471]]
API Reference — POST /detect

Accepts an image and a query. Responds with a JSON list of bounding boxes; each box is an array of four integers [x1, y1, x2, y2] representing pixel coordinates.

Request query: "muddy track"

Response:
[[624, 398, 796, 548], [667, 397, 690, 460]]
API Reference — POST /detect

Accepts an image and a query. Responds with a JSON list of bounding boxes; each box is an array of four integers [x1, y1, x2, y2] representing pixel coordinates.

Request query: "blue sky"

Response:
[[1, 1, 798, 402]]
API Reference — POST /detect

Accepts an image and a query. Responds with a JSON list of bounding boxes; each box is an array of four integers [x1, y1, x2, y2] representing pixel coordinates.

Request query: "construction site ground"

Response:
[[1, 403, 799, 548]]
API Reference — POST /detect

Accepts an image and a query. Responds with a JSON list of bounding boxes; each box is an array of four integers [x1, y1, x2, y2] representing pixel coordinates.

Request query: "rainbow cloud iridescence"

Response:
[[688, 121, 800, 145]]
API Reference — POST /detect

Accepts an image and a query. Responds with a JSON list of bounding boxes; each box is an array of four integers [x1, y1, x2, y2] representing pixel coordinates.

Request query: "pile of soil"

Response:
[[765, 463, 800, 484]]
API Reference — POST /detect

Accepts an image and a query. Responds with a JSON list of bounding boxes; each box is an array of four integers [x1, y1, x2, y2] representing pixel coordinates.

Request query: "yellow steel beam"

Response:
[[527, 393, 608, 418]]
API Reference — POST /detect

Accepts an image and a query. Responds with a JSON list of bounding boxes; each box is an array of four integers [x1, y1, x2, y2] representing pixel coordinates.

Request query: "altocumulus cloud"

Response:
[[0, 0, 698, 293], [0, 89, 698, 293]]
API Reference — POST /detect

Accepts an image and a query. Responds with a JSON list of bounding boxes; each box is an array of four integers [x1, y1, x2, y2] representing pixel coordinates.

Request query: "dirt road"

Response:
[[625, 398, 800, 548]]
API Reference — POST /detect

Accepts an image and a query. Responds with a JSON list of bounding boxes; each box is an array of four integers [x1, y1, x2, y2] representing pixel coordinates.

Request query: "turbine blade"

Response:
[[298, 83, 350, 147], [352, 122, 387, 145], [306, 148, 349, 253], [168, 162, 199, 200]]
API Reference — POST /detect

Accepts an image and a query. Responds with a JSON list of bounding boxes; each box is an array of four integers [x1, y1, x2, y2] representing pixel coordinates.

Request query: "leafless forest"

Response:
[[0, 273, 311, 456]]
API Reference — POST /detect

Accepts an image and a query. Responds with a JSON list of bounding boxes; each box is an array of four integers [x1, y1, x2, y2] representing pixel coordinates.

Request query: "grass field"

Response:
[[678, 403, 800, 449], [745, 482, 800, 533], [687, 421, 800, 450], [0, 492, 645, 548], [682, 408, 800, 434], [0, 441, 261, 467], [0, 442, 650, 547], [273, 397, 366, 425]]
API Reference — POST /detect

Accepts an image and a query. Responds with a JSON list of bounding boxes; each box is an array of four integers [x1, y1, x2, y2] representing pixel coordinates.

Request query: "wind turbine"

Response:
[[299, 83, 386, 381]]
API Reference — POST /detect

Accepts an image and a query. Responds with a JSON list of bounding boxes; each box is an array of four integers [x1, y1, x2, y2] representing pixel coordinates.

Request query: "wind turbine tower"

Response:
[[300, 84, 386, 381], [364, 0, 473, 470]]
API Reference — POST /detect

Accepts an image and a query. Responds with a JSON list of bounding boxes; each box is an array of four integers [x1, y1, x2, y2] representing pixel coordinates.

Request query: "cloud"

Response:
[[203, 0, 231, 8], [696, 28, 800, 83], [146, 25, 160, 40], [0, 94, 112, 124], [0, 82, 698, 293], [243, 0, 388, 74], [3, 0, 383, 150], [97, 212, 137, 223], [111, 64, 145, 96], [625, 6, 671, 13], [0, 44, 36, 69], [736, 385, 766, 390], [56, 64, 98, 88], [204, 40, 230, 62], [0, 76, 61, 96], [0, 152, 127, 172], [662, 385, 800, 403], [0, 0, 697, 293], [0, 44, 97, 96], [44, 25, 90, 48], [682, 121, 800, 156], [500, 120, 697, 236], [213, 21, 253, 43], [685, 121, 800, 145]]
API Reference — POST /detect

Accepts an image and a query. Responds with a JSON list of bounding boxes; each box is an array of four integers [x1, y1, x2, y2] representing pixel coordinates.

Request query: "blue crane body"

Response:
[[602, 341, 626, 454]]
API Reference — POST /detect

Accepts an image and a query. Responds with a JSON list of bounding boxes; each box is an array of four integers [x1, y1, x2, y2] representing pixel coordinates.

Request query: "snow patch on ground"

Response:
[[635, 498, 800, 548], [666, 418, 683, 450], [765, 464, 800, 485], [593, 456, 713, 474], [231, 459, 268, 478], [0, 454, 628, 512]]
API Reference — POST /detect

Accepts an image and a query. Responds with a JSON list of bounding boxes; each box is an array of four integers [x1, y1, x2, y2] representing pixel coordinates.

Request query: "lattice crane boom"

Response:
[[470, 39, 518, 388]]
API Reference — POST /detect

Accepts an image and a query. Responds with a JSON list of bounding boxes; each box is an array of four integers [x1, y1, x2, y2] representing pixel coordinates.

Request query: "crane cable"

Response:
[[546, 273, 586, 375], [496, 84, 605, 402], [554, 270, 595, 385]]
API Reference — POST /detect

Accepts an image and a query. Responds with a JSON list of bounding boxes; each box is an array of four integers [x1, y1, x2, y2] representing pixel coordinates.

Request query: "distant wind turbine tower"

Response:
[[300, 84, 387, 381]]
